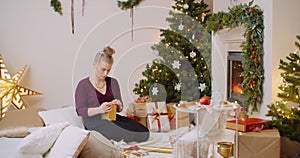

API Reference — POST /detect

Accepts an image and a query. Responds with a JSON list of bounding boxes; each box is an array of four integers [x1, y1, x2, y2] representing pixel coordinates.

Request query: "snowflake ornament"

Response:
[[172, 60, 181, 69], [190, 51, 196, 58], [178, 24, 184, 31], [152, 87, 159, 96], [175, 82, 181, 91], [198, 83, 206, 92]]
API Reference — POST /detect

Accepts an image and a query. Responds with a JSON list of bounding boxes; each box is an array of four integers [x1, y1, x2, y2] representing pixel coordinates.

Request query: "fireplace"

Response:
[[227, 51, 245, 107]]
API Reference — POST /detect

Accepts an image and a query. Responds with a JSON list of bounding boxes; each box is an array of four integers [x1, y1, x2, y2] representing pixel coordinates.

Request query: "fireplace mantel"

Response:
[[211, 27, 245, 101]]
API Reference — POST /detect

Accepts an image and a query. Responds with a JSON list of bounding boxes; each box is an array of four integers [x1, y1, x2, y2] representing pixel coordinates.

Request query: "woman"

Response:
[[75, 46, 149, 142]]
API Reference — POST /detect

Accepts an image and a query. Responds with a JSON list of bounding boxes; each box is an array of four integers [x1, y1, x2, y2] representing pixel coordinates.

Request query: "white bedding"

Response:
[[0, 129, 180, 158], [0, 137, 23, 158], [0, 129, 234, 158], [0, 135, 174, 158]]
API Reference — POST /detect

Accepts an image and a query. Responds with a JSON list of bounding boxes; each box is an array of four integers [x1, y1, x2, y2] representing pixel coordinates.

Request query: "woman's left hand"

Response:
[[111, 99, 123, 112]]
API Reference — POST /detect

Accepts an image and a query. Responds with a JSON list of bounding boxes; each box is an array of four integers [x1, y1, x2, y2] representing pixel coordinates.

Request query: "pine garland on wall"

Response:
[[117, 0, 143, 10], [206, 0, 264, 112]]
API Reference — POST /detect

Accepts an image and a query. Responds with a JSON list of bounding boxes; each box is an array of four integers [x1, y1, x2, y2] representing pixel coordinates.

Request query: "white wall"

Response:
[[272, 0, 300, 103], [0, 0, 173, 109]]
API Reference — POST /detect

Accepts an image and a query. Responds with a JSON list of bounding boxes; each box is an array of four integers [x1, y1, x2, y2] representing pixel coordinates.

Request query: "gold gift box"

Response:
[[101, 104, 117, 121]]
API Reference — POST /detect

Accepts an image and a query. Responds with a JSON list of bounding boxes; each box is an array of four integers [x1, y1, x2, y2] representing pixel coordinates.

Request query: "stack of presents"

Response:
[[125, 96, 300, 158], [125, 96, 190, 132]]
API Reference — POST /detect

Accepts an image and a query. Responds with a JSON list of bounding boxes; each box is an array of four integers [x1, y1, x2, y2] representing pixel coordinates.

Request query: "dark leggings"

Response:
[[85, 114, 149, 143]]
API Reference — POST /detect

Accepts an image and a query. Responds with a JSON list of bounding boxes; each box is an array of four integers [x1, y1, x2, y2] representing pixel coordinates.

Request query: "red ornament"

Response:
[[251, 8, 257, 13], [199, 96, 211, 105], [218, 24, 223, 29]]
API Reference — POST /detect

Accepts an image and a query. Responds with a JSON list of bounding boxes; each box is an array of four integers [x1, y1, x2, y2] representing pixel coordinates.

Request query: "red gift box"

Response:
[[226, 118, 270, 132]]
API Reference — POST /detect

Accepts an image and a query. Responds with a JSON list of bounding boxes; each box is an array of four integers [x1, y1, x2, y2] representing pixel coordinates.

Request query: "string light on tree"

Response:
[[133, 0, 211, 102]]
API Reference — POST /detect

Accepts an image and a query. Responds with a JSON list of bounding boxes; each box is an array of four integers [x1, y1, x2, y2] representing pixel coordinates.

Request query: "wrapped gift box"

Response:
[[101, 104, 117, 121], [126, 102, 147, 127], [146, 102, 170, 132], [226, 118, 270, 132], [281, 136, 300, 158], [237, 129, 280, 158], [166, 102, 190, 129]]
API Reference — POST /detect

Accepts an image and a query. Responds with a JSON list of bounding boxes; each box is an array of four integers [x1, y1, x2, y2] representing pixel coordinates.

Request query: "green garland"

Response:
[[117, 0, 143, 10], [206, 0, 264, 112], [50, 0, 63, 15]]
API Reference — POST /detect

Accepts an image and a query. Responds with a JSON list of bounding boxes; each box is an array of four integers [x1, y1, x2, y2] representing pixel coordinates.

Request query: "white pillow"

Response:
[[18, 122, 69, 154], [17, 153, 43, 158], [38, 106, 84, 128], [45, 125, 90, 158]]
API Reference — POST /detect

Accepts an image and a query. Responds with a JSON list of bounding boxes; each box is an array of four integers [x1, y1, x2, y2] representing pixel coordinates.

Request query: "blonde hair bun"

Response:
[[103, 46, 115, 57], [94, 46, 115, 64]]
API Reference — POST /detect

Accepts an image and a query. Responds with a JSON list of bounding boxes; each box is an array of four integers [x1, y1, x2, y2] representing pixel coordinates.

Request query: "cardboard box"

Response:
[[226, 118, 270, 132], [237, 129, 280, 158], [166, 102, 190, 129], [146, 102, 170, 132], [126, 103, 147, 127], [280, 136, 300, 158], [126, 102, 147, 117]]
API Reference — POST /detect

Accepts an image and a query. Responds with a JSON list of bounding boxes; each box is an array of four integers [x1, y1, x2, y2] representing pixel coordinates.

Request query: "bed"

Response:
[[0, 105, 235, 158]]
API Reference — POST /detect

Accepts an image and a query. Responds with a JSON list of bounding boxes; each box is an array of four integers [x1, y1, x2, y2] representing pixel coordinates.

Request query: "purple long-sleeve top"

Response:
[[75, 76, 123, 122]]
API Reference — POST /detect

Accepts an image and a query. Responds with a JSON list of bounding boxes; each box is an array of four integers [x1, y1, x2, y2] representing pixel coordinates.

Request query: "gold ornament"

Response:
[[0, 54, 42, 119]]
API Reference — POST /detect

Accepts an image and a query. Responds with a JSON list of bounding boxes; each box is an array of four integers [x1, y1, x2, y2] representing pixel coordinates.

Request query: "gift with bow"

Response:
[[146, 102, 170, 132]]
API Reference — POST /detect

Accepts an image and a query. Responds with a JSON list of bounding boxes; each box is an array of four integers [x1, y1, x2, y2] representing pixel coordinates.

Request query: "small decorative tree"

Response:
[[266, 35, 300, 143]]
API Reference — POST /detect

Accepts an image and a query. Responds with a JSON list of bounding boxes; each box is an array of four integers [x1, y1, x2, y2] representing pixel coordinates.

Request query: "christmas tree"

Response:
[[133, 0, 211, 102], [266, 35, 300, 143]]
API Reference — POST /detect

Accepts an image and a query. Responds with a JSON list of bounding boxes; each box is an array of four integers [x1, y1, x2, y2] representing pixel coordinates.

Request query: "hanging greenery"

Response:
[[206, 0, 264, 112], [50, 0, 63, 15], [117, 0, 144, 10]]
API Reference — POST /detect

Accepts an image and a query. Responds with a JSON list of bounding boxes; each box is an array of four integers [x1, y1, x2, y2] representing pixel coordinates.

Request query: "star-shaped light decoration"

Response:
[[151, 87, 159, 96], [198, 83, 206, 92], [0, 54, 42, 118], [172, 60, 181, 69]]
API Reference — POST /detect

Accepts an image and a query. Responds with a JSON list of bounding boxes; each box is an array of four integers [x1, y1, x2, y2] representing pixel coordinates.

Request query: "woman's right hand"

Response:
[[99, 102, 112, 113]]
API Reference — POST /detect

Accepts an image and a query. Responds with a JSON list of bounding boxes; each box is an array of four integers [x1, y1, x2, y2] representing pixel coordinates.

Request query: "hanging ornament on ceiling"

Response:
[[0, 54, 42, 119], [117, 0, 144, 42]]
